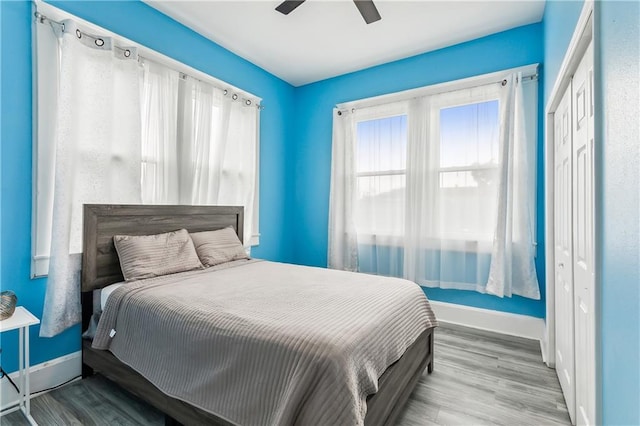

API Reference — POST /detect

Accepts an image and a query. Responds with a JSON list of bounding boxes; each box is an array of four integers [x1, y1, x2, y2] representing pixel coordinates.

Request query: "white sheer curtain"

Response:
[[486, 73, 540, 299], [328, 72, 539, 299], [177, 77, 258, 245], [355, 103, 408, 276], [141, 65, 262, 243], [41, 21, 141, 337], [140, 60, 180, 204], [178, 77, 222, 204], [140, 69, 259, 246], [328, 110, 358, 271], [215, 97, 258, 246], [329, 103, 409, 273], [405, 83, 504, 292]]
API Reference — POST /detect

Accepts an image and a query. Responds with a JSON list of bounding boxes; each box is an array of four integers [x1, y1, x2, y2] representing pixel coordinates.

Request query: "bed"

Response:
[[81, 204, 437, 426]]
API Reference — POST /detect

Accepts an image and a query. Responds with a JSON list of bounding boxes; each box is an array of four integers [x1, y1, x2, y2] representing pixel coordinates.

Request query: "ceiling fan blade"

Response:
[[353, 0, 381, 24], [276, 0, 306, 15]]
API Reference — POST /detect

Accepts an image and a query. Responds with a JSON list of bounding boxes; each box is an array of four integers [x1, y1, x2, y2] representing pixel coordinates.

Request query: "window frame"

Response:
[[429, 86, 502, 244], [344, 66, 538, 252], [353, 104, 408, 242]]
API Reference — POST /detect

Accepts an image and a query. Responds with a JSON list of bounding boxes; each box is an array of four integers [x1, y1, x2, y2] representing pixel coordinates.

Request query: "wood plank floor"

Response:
[[3, 324, 570, 425], [396, 325, 570, 426]]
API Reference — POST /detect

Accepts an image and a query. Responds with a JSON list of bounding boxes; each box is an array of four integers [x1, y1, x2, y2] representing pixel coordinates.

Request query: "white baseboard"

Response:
[[539, 327, 556, 368], [540, 333, 550, 365], [1, 351, 81, 411], [429, 300, 545, 341]]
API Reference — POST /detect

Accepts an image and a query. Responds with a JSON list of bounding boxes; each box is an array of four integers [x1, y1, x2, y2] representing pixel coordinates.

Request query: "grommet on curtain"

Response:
[[501, 79, 507, 86], [232, 94, 238, 100], [223, 89, 228, 96], [124, 49, 131, 58], [337, 110, 343, 116], [76, 29, 82, 39], [245, 99, 252, 106], [95, 38, 104, 47]]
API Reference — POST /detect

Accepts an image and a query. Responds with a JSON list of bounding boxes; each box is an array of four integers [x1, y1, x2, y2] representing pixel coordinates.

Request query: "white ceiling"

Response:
[[145, 0, 545, 87]]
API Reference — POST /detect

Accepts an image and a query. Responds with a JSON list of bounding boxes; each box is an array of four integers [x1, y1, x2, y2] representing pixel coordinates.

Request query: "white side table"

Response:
[[0, 306, 40, 425]]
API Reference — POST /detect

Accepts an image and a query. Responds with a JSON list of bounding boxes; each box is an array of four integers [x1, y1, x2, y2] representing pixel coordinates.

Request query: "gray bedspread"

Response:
[[93, 260, 437, 425]]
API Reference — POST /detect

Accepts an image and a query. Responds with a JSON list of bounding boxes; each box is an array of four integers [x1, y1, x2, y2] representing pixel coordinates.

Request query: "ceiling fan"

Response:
[[275, 0, 382, 24]]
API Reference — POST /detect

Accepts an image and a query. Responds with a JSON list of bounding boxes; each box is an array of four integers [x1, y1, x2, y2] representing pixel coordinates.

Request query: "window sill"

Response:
[[354, 234, 494, 253], [248, 234, 260, 247], [32, 255, 50, 278]]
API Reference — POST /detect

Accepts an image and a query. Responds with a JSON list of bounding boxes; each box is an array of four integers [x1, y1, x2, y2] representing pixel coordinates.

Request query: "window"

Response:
[[355, 114, 407, 237], [435, 98, 500, 242], [330, 66, 539, 297], [439, 100, 499, 188], [353, 91, 504, 244], [32, 6, 260, 277]]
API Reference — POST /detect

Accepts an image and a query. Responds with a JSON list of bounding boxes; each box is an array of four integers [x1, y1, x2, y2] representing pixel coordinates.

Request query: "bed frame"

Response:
[[81, 204, 434, 426]]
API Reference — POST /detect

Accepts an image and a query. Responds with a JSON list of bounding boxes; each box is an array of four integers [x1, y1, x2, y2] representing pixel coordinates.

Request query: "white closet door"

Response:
[[572, 41, 595, 426], [554, 82, 576, 424]]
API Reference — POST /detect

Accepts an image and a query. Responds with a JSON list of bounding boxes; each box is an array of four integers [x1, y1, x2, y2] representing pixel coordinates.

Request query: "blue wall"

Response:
[[1, 1, 82, 375], [291, 23, 546, 318], [596, 2, 640, 425], [542, 0, 584, 101], [0, 0, 295, 373]]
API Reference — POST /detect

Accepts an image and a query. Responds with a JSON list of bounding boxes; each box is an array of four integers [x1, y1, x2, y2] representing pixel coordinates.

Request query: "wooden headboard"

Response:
[[81, 204, 244, 292]]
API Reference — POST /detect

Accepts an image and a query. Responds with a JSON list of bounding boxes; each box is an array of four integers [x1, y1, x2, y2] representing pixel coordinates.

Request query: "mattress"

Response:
[[93, 259, 437, 425], [100, 282, 123, 310]]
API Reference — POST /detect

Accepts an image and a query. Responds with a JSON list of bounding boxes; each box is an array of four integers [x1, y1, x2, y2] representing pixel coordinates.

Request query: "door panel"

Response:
[[573, 41, 595, 426], [554, 83, 575, 424]]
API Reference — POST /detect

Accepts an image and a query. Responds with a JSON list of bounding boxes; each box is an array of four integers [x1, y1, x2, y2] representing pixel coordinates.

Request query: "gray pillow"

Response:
[[190, 227, 248, 267], [113, 229, 203, 281]]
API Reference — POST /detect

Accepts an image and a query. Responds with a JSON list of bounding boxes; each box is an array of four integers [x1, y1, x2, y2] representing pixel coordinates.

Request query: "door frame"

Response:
[[543, 0, 598, 423]]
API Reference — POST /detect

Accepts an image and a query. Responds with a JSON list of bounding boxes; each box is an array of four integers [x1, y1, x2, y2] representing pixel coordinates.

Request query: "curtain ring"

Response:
[[223, 89, 228, 96], [337, 110, 343, 116], [501, 79, 507, 87], [76, 29, 82, 39], [95, 38, 104, 47], [124, 49, 131, 58], [351, 108, 355, 113], [245, 99, 252, 106], [232, 94, 238, 101], [61, 23, 65, 32]]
